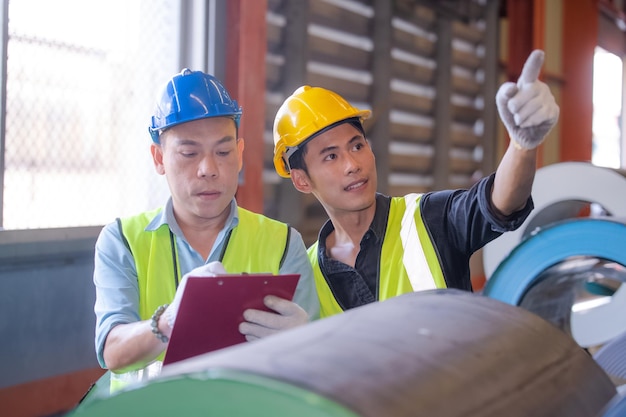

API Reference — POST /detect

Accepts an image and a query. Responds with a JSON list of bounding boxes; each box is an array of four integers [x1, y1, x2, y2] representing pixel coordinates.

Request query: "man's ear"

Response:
[[290, 169, 312, 194], [236, 138, 245, 171], [151, 143, 166, 175]]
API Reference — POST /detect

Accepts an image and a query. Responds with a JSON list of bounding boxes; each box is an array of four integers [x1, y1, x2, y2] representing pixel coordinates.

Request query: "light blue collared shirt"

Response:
[[93, 198, 319, 368]]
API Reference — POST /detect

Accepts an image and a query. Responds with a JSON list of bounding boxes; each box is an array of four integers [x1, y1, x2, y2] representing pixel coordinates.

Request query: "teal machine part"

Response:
[[71, 368, 358, 417], [68, 290, 616, 417], [482, 218, 626, 347], [482, 162, 626, 279], [484, 218, 626, 304]]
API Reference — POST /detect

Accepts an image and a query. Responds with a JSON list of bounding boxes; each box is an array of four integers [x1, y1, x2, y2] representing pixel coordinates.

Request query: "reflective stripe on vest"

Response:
[[401, 193, 436, 291], [310, 194, 446, 318]]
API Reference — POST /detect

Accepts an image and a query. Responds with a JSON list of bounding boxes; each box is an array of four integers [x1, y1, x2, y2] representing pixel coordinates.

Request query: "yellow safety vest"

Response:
[[109, 206, 288, 391], [119, 207, 288, 323], [310, 193, 446, 318]]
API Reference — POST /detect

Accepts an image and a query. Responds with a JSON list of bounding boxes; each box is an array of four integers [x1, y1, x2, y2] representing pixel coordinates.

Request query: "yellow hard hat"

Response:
[[272, 86, 371, 178]]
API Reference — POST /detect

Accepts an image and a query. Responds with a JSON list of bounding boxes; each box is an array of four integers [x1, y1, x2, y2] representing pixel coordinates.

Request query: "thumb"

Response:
[[517, 49, 545, 86], [496, 82, 517, 126], [264, 296, 309, 330], [263, 295, 299, 316]]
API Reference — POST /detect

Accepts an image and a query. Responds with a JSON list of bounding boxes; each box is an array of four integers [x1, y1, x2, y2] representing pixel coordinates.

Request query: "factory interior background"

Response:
[[1, 0, 626, 416]]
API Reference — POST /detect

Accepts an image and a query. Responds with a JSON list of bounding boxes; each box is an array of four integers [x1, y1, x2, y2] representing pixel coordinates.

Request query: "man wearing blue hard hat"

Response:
[[93, 69, 319, 390]]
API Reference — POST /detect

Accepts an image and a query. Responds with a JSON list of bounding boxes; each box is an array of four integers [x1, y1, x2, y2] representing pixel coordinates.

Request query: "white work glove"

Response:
[[239, 295, 309, 341], [164, 261, 227, 329], [496, 49, 559, 150]]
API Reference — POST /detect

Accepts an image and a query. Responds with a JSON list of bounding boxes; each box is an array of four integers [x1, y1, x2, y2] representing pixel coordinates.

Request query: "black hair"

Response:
[[286, 118, 365, 176], [287, 142, 309, 175]]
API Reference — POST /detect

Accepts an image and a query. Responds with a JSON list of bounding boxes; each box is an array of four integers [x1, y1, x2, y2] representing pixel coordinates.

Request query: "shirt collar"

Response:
[[318, 193, 390, 250], [369, 193, 390, 241], [145, 197, 240, 237]]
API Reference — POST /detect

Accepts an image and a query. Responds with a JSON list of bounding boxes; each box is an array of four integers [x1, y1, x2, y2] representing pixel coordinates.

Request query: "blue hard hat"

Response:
[[149, 69, 242, 143]]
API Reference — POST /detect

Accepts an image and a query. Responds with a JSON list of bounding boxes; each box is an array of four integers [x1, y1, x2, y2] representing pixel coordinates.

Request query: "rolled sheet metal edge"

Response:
[[483, 218, 626, 305], [483, 162, 626, 279]]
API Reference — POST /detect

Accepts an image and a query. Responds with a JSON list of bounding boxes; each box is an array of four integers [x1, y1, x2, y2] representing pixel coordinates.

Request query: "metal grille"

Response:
[[2, 0, 180, 230]]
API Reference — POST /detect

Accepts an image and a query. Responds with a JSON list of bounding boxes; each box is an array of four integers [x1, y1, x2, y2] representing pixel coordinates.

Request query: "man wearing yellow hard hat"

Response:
[[272, 50, 559, 319]]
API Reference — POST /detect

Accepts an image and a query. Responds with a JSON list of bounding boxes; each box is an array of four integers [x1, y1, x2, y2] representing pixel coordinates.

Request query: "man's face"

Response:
[[291, 122, 377, 215], [151, 117, 244, 226]]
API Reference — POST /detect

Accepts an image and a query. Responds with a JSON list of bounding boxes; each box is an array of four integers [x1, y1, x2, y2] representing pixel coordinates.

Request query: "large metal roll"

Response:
[[483, 218, 626, 353], [70, 290, 616, 417], [483, 162, 626, 279]]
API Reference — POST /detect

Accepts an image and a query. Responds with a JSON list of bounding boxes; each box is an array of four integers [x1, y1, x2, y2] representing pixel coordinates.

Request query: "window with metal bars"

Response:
[[0, 0, 181, 230]]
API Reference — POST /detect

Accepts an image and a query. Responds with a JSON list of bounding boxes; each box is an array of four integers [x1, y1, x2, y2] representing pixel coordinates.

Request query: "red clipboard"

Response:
[[163, 273, 300, 366]]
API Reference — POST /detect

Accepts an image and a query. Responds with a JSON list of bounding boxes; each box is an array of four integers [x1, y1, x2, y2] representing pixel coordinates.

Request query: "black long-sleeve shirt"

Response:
[[314, 173, 534, 311]]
